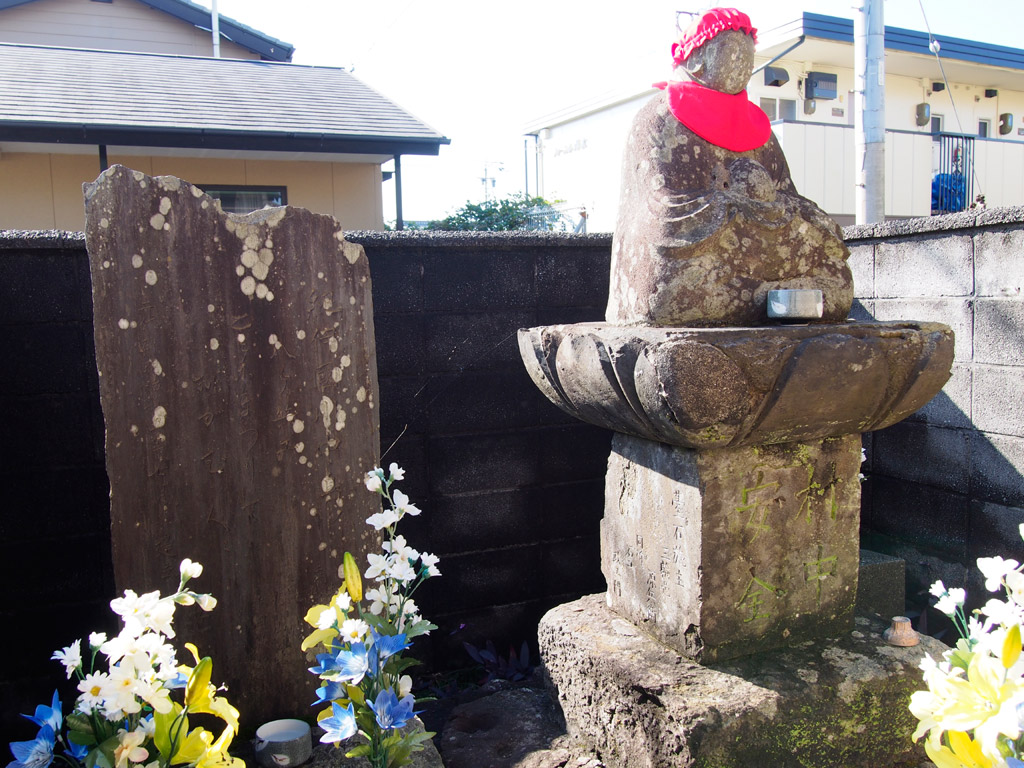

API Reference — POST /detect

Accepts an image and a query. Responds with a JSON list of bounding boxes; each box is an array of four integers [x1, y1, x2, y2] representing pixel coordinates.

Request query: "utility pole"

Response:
[[480, 162, 503, 201], [854, 0, 885, 224]]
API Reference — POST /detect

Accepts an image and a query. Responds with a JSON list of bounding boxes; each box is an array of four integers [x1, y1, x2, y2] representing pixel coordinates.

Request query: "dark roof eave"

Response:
[[134, 0, 295, 61], [0, 123, 450, 156]]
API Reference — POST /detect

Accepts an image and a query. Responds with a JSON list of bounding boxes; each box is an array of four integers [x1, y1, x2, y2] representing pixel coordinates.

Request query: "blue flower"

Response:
[[318, 702, 357, 744], [8, 724, 55, 768], [22, 692, 62, 733], [311, 644, 370, 685], [66, 742, 88, 761], [372, 631, 409, 663], [366, 689, 416, 731], [312, 681, 346, 706], [1007, 759, 1024, 768]]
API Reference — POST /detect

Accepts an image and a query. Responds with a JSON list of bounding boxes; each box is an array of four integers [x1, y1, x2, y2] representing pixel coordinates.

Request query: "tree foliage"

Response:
[[424, 193, 565, 231]]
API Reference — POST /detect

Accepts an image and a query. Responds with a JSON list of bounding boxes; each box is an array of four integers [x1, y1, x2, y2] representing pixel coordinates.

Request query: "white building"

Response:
[[526, 12, 1024, 230]]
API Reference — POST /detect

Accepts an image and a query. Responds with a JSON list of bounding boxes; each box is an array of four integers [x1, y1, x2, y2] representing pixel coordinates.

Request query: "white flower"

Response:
[[364, 470, 383, 493], [977, 556, 1020, 592], [389, 559, 417, 584], [333, 592, 352, 613], [196, 593, 217, 611], [366, 509, 400, 531], [392, 490, 421, 517], [89, 632, 108, 649], [365, 553, 389, 581], [113, 728, 149, 768], [52, 639, 82, 678], [366, 590, 385, 616], [316, 607, 337, 631], [929, 581, 947, 599], [102, 665, 143, 716], [78, 671, 110, 711], [398, 675, 413, 698], [142, 598, 176, 638], [110, 590, 162, 637], [179, 559, 203, 580], [383, 535, 418, 562], [420, 552, 441, 577], [934, 588, 965, 616], [388, 463, 405, 481], [339, 619, 369, 643]]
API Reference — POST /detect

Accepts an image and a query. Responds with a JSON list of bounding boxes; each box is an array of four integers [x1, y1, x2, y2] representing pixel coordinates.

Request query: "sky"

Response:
[[193, 1, 1024, 224]]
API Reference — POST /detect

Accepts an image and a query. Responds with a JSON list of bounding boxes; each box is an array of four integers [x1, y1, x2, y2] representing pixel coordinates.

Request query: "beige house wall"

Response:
[[0, 152, 385, 231], [0, 0, 257, 58]]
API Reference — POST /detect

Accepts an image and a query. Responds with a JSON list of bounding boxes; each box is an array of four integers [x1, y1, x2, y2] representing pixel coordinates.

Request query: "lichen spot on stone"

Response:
[[335, 410, 346, 431], [149, 213, 165, 230], [292, 419, 305, 434], [132, 254, 143, 269], [321, 475, 335, 494], [144, 270, 158, 286], [132, 170, 145, 182], [318, 542, 327, 552], [209, 338, 219, 351], [331, 367, 343, 383], [296, 329, 306, 340], [252, 262, 269, 282], [259, 248, 274, 266], [240, 276, 256, 296], [323, 296, 333, 311], [342, 242, 362, 265], [102, 260, 111, 269], [268, 333, 282, 350], [201, 200, 208, 209], [317, 271, 325, 280], [158, 197, 172, 216], [356, 386, 367, 403], [255, 283, 269, 299], [152, 405, 167, 429], [191, 185, 204, 198], [295, 442, 304, 453], [329, 337, 339, 354], [118, 318, 130, 330], [130, 424, 139, 436], [99, 218, 110, 229], [340, 354, 351, 368], [349, 296, 357, 305], [241, 249, 258, 269], [151, 359, 163, 376], [319, 396, 335, 428], [237, 333, 245, 343], [265, 290, 274, 302], [157, 176, 181, 192]]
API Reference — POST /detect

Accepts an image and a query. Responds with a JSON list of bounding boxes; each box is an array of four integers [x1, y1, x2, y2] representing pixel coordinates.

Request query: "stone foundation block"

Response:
[[540, 595, 945, 768], [602, 433, 862, 662]]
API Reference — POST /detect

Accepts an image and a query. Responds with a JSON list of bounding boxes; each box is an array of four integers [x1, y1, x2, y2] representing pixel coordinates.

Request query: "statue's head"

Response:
[[673, 8, 757, 95]]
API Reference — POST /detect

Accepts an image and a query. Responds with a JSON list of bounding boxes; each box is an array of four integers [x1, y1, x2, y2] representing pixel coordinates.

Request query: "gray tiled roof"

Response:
[[0, 43, 449, 156]]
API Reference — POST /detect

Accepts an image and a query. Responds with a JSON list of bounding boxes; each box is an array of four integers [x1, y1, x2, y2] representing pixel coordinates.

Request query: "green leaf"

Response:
[[404, 620, 437, 639], [344, 744, 371, 759]]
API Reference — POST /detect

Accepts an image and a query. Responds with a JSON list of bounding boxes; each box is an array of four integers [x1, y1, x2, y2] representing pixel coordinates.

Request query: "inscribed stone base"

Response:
[[539, 595, 943, 768], [602, 433, 862, 662]]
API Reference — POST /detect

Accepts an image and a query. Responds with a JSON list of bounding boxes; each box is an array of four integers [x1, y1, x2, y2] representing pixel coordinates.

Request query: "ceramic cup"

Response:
[[253, 719, 312, 768]]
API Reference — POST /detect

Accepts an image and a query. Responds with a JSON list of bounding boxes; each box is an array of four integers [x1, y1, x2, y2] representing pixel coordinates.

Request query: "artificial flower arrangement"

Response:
[[7, 560, 241, 768], [302, 463, 440, 768], [910, 524, 1024, 768]]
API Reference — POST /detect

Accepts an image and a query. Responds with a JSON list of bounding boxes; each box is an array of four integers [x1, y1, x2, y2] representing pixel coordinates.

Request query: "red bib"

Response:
[[654, 80, 770, 153]]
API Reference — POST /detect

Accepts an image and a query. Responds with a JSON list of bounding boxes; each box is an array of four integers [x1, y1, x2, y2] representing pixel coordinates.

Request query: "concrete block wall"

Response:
[[0, 231, 116, 747], [846, 207, 1024, 608], [347, 231, 613, 665]]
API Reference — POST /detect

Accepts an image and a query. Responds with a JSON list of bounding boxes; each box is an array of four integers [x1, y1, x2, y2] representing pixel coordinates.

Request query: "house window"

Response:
[[200, 185, 287, 214], [978, 119, 990, 138], [931, 115, 944, 135], [760, 98, 777, 121], [779, 99, 797, 121]]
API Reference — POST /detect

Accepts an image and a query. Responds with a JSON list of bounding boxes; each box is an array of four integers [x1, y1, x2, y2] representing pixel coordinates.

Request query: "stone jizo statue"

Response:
[[607, 8, 854, 328]]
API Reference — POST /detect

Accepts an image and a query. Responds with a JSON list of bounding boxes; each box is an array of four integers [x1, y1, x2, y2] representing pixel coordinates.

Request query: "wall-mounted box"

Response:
[[805, 72, 838, 100]]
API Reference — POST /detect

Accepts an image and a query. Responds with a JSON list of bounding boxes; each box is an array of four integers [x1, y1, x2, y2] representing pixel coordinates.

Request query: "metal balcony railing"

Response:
[[932, 133, 975, 215]]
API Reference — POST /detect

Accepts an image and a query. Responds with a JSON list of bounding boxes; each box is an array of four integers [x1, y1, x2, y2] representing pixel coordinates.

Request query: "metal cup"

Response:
[[253, 719, 312, 768]]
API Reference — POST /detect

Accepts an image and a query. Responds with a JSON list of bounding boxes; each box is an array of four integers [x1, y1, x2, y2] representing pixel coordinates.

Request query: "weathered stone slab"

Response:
[[519, 321, 953, 450], [85, 166, 380, 724], [540, 594, 943, 768], [602, 433, 862, 662]]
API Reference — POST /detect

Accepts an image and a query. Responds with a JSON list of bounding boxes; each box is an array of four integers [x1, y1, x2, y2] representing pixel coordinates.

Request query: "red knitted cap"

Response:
[[672, 8, 757, 65]]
